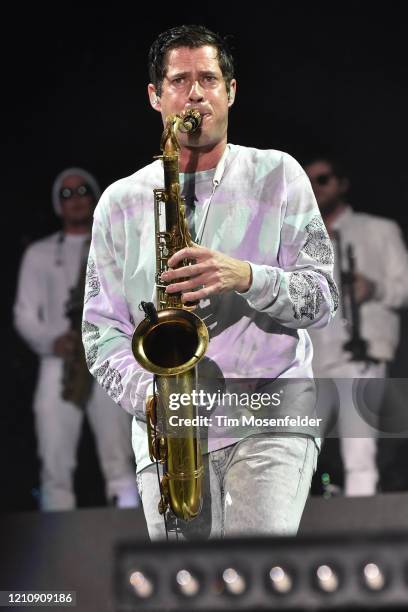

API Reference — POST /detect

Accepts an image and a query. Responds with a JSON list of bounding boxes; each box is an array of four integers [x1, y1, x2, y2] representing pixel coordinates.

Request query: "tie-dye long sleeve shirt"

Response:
[[82, 145, 338, 467]]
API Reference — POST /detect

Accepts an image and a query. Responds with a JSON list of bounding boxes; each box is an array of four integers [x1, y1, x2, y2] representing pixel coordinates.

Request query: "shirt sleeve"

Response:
[[82, 202, 151, 416], [13, 246, 57, 356], [239, 172, 339, 329]]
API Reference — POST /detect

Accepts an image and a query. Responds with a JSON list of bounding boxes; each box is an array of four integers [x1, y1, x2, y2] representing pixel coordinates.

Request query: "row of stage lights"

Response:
[[115, 534, 408, 610], [125, 559, 393, 605], [129, 562, 386, 598]]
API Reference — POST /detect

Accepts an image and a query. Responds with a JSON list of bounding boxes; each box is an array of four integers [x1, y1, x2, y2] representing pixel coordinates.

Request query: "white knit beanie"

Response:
[[51, 167, 101, 216]]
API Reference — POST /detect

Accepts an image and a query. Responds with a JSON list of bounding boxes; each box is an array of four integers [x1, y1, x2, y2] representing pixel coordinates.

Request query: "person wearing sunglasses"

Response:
[[13, 167, 140, 511], [304, 154, 408, 497]]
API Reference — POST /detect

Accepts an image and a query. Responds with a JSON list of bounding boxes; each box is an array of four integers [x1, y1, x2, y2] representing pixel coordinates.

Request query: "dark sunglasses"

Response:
[[59, 184, 92, 200], [311, 173, 334, 186]]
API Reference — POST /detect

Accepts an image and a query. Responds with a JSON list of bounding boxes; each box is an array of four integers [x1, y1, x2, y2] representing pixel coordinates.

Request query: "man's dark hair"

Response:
[[148, 24, 234, 96], [302, 152, 348, 180]]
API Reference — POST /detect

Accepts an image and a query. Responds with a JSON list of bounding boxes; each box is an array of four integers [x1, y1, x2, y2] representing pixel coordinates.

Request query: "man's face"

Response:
[[148, 45, 236, 149], [59, 174, 95, 226], [304, 160, 347, 213]]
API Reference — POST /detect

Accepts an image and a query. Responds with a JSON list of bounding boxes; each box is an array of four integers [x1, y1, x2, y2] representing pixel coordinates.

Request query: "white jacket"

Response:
[[82, 145, 336, 470], [14, 232, 90, 358]]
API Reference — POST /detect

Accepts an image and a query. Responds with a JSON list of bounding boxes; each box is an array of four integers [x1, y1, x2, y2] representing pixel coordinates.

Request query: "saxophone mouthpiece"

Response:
[[181, 110, 202, 133]]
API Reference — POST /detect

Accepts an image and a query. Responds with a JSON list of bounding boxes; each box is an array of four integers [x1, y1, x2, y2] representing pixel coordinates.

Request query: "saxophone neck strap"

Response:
[[195, 144, 230, 245]]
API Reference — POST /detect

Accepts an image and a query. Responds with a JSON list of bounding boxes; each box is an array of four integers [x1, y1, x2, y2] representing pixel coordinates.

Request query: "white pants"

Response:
[[136, 434, 318, 541], [33, 358, 140, 510], [316, 360, 386, 496]]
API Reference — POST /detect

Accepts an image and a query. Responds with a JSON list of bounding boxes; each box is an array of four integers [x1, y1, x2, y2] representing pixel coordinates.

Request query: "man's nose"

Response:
[[188, 80, 205, 101]]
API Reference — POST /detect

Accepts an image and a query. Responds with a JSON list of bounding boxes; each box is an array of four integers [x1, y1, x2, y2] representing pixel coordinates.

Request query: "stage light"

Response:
[[221, 567, 247, 595], [175, 569, 200, 597], [268, 565, 293, 594], [315, 564, 339, 593], [362, 562, 386, 591], [128, 570, 154, 599]]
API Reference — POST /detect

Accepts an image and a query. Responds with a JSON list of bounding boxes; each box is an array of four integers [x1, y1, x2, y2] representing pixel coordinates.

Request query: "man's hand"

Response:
[[161, 245, 252, 303], [353, 273, 376, 305], [53, 330, 78, 359]]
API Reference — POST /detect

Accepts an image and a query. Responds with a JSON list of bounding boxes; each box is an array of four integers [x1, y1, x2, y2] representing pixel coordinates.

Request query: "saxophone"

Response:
[[62, 238, 93, 409], [132, 109, 209, 521]]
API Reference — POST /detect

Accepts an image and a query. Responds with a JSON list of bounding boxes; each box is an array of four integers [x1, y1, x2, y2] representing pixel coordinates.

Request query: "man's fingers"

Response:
[[161, 261, 210, 281], [165, 270, 215, 294], [167, 247, 197, 267], [181, 285, 213, 303], [165, 278, 202, 293], [167, 245, 209, 267]]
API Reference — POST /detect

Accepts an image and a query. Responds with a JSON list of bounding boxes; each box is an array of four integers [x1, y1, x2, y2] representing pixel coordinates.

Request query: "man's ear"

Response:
[[147, 83, 161, 111], [227, 79, 237, 107]]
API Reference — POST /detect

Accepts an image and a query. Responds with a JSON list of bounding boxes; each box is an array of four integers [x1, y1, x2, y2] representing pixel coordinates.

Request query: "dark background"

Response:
[[3, 4, 408, 511]]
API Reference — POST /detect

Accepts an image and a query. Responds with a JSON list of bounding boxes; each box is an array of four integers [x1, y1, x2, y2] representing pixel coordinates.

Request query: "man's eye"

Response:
[[173, 77, 185, 85]]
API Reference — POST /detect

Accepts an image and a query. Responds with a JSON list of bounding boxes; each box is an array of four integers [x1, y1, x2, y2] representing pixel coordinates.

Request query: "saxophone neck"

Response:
[[160, 115, 181, 157], [160, 110, 202, 157]]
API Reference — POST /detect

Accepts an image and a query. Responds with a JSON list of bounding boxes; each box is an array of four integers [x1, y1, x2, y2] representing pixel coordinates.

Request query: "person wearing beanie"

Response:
[[13, 168, 140, 511]]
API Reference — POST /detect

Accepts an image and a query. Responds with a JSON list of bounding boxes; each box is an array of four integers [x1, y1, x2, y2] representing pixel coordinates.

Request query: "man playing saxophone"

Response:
[[83, 25, 338, 539], [14, 168, 140, 510]]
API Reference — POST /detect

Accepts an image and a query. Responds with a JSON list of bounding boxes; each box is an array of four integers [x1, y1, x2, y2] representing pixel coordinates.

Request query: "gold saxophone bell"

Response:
[[132, 109, 209, 522], [132, 308, 208, 376]]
